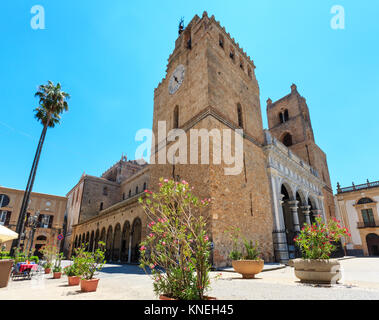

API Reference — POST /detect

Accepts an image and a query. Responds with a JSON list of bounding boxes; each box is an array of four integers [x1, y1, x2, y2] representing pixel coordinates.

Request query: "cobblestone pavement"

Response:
[[1, 257, 378, 300]]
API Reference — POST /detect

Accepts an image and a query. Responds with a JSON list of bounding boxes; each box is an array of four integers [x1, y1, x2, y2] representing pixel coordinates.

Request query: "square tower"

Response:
[[266, 84, 336, 220], [149, 12, 274, 267]]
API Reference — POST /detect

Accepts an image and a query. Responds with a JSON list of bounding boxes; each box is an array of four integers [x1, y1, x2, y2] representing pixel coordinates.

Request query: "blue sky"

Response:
[[1, 0, 378, 196]]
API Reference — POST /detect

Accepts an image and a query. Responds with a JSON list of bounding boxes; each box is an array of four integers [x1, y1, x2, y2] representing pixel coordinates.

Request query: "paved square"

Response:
[[1, 258, 378, 300]]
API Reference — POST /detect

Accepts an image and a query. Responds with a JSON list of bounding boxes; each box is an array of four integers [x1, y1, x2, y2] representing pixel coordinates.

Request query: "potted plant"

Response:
[[76, 241, 106, 292], [63, 263, 81, 286], [52, 252, 64, 279], [291, 216, 351, 284], [39, 244, 58, 274], [226, 227, 264, 279], [139, 178, 214, 300], [0, 247, 13, 288]]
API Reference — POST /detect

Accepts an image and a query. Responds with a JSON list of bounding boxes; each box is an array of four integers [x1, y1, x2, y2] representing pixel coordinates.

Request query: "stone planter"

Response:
[[80, 278, 99, 292], [68, 276, 81, 286], [53, 272, 62, 279], [159, 295, 217, 300], [232, 259, 264, 279], [0, 260, 14, 288], [291, 258, 342, 284]]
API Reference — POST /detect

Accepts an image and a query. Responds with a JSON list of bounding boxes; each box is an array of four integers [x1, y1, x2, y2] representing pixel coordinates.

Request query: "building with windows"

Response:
[[335, 180, 379, 256], [66, 12, 337, 266], [0, 186, 67, 257]]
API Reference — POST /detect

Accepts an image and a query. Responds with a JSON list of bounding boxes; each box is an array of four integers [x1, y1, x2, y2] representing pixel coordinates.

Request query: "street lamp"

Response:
[[26, 211, 49, 256]]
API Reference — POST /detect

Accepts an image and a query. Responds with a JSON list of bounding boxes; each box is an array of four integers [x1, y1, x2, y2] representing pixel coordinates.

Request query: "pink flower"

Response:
[[182, 180, 188, 185], [140, 245, 146, 251], [204, 236, 209, 241], [149, 233, 154, 237], [164, 179, 168, 182], [162, 241, 166, 246]]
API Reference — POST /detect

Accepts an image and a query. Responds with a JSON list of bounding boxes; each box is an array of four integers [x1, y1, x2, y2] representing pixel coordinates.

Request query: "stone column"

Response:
[[311, 209, 322, 225], [127, 232, 133, 264], [288, 200, 300, 233], [301, 205, 312, 225]]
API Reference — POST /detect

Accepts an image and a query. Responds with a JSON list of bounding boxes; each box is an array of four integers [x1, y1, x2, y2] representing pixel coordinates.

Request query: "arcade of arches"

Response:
[[69, 201, 146, 263]]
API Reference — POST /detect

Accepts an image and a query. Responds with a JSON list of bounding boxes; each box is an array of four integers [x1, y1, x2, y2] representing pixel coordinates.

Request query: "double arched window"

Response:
[[279, 109, 289, 124]]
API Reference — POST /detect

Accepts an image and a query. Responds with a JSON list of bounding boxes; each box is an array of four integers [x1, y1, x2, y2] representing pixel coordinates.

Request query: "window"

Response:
[[128, 190, 131, 198], [0, 211, 11, 226], [173, 105, 179, 129], [136, 186, 139, 194], [103, 187, 108, 196], [279, 112, 284, 124], [237, 103, 243, 128], [123, 193, 125, 200], [282, 133, 293, 147], [239, 59, 244, 70], [247, 67, 252, 78], [362, 209, 375, 227], [0, 194, 10, 208], [358, 198, 374, 205], [100, 202, 103, 211], [38, 214, 53, 229], [219, 34, 224, 49], [229, 47, 235, 61], [143, 182, 147, 191], [284, 109, 289, 121]]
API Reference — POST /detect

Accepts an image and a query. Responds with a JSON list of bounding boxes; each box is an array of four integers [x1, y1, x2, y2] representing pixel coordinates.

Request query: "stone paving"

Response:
[[1, 257, 379, 300]]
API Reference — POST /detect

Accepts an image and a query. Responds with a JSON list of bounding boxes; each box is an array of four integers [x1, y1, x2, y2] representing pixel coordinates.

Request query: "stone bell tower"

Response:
[[266, 84, 336, 220], [149, 12, 274, 267]]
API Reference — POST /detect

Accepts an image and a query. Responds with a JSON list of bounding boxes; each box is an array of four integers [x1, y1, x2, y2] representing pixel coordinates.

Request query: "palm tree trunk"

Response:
[[10, 121, 49, 256]]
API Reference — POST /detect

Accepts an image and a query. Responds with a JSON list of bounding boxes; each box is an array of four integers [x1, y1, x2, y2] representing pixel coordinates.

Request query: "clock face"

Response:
[[168, 64, 185, 95]]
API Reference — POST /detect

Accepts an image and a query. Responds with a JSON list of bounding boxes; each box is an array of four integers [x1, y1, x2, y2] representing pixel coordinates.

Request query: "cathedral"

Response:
[[64, 12, 335, 267]]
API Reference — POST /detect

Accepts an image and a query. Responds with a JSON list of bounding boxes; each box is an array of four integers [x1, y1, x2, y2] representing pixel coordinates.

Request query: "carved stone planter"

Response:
[[291, 258, 342, 284], [0, 260, 14, 288], [232, 259, 264, 279]]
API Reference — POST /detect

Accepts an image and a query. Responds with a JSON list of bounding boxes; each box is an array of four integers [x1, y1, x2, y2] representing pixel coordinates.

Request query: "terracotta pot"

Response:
[[232, 259, 264, 279], [291, 258, 342, 284], [0, 260, 14, 288], [53, 272, 62, 279], [68, 276, 81, 286], [80, 278, 99, 292], [44, 268, 51, 274], [159, 295, 217, 300]]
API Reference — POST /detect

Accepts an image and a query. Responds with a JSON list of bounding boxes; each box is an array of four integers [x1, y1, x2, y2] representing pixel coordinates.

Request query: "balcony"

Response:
[[357, 221, 379, 229]]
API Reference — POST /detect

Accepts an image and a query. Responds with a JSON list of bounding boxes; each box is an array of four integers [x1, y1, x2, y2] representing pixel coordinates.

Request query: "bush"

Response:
[[63, 263, 81, 277], [73, 242, 106, 280], [294, 216, 351, 259], [29, 256, 39, 264], [225, 227, 261, 261], [138, 178, 212, 300]]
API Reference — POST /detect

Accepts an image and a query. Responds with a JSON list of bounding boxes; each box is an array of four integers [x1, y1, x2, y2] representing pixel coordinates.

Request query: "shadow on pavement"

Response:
[[99, 264, 151, 275]]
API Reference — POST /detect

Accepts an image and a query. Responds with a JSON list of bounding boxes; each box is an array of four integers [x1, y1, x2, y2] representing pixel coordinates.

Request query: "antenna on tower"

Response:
[[178, 17, 184, 35]]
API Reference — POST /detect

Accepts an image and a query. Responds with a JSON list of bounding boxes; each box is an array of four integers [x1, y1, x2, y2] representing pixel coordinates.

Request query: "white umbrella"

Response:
[[0, 225, 18, 244]]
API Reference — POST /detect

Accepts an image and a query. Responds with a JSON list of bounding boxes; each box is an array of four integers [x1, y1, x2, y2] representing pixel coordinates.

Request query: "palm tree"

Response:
[[10, 81, 70, 256]]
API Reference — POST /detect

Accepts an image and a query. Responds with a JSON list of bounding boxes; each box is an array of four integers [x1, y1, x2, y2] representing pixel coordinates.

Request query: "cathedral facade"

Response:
[[65, 12, 335, 266]]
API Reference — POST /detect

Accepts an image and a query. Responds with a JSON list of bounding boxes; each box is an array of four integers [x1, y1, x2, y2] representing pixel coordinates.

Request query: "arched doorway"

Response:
[[106, 226, 113, 261], [281, 184, 297, 259], [366, 233, 379, 256], [113, 224, 122, 261], [34, 235, 47, 258], [85, 232, 90, 250], [121, 221, 130, 262], [100, 228, 106, 243], [131, 218, 142, 263], [94, 229, 100, 251]]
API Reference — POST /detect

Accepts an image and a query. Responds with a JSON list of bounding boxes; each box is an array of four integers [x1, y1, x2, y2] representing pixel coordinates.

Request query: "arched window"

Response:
[[357, 198, 374, 205], [219, 34, 224, 49], [237, 103, 243, 128], [128, 190, 131, 198], [173, 105, 179, 129], [100, 202, 103, 210], [284, 109, 289, 121], [143, 182, 147, 191], [279, 112, 284, 124], [282, 133, 293, 147], [136, 186, 139, 194], [36, 235, 47, 241]]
